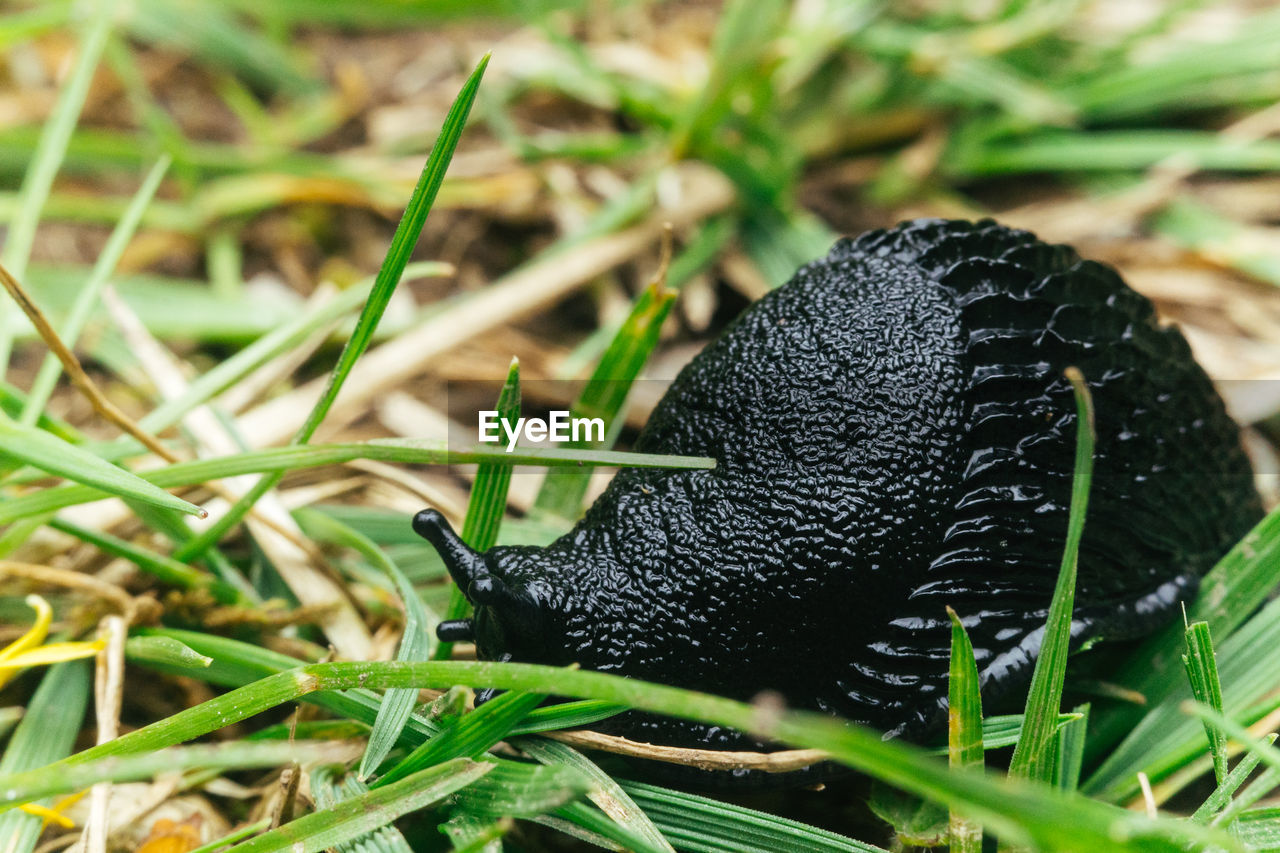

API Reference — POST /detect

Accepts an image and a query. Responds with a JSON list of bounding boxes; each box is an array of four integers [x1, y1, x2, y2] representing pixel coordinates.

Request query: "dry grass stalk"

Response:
[[0, 261, 181, 467], [68, 615, 127, 853], [539, 729, 830, 773]]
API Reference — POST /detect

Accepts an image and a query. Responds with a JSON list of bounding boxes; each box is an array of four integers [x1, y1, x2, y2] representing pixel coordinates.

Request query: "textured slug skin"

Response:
[[419, 218, 1262, 759]]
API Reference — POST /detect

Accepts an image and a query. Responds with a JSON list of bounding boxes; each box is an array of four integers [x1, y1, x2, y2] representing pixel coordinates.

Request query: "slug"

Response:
[[414, 218, 1261, 763]]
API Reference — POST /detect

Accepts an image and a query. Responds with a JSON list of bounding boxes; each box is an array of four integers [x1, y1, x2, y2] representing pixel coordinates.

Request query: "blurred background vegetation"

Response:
[[3, 0, 1280, 850], [3, 0, 1279, 426]]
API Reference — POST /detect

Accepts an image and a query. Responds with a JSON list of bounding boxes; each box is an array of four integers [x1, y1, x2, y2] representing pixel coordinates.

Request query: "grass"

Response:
[[1, 0, 1279, 851]]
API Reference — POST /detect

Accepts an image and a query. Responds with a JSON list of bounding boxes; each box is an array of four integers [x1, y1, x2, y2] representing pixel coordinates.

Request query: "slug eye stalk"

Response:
[[412, 509, 488, 592]]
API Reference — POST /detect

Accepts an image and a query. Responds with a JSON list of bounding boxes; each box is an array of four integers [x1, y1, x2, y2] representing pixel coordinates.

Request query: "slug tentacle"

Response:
[[412, 509, 488, 595], [437, 619, 475, 642]]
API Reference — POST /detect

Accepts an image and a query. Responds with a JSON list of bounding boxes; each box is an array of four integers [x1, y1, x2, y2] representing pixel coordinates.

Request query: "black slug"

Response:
[[414, 218, 1261, 761]]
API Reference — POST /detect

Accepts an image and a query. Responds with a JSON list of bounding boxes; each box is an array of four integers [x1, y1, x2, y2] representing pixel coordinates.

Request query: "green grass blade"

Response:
[[1185, 702, 1280, 783], [1086, 594, 1280, 802], [173, 53, 490, 562], [128, 0, 314, 96], [1183, 620, 1229, 786], [1192, 734, 1277, 824], [298, 45, 487, 449], [620, 780, 885, 853], [297, 510, 437, 780], [20, 154, 171, 424], [668, 0, 787, 158], [1184, 703, 1280, 828], [132, 627, 445, 748], [517, 738, 676, 853], [922, 713, 1081, 754], [0, 708, 23, 740], [1007, 368, 1095, 782], [0, 441, 715, 525], [949, 129, 1280, 176], [222, 758, 492, 853], [310, 767, 414, 853], [123, 635, 214, 670], [0, 0, 119, 372], [947, 606, 983, 853], [1231, 807, 1280, 851], [375, 690, 546, 787], [0, 661, 91, 851], [188, 821, 273, 853], [1213, 764, 1280, 828], [544, 800, 671, 853], [49, 517, 241, 603], [1054, 704, 1089, 792], [41, 660, 1238, 853], [436, 357, 521, 660], [1153, 196, 1280, 289], [451, 760, 592, 821], [0, 5, 67, 50], [0, 741, 345, 806], [442, 814, 506, 852], [1068, 15, 1280, 121], [1085, 502, 1280, 769], [461, 357, 521, 551], [505, 699, 625, 736], [0, 411, 204, 517], [0, 379, 80, 441], [460, 353, 519, 548], [534, 273, 677, 519]]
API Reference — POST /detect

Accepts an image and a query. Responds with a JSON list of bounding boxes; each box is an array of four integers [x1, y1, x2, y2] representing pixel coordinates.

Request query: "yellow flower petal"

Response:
[[0, 598, 102, 689], [0, 641, 104, 670], [0, 595, 52, 664], [19, 800, 76, 829]]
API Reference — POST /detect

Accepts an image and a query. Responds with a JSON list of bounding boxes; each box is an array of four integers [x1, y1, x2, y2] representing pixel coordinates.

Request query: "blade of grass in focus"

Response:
[[0, 741, 346, 804], [1191, 734, 1276, 824], [1084, 503, 1280, 800], [48, 517, 243, 603], [1183, 620, 1230, 786], [374, 689, 546, 788], [220, 759, 492, 853], [295, 510, 436, 780], [0, 411, 204, 517], [1055, 705, 1089, 792], [461, 358, 522, 551], [310, 766, 415, 853], [516, 738, 676, 853], [1005, 368, 1095, 789], [28, 659, 1238, 853], [947, 606, 983, 853], [620, 780, 885, 853], [0, 440, 715, 525]]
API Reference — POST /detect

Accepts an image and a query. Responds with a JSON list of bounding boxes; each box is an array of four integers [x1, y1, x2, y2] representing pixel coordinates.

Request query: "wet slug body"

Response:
[[415, 218, 1261, 761]]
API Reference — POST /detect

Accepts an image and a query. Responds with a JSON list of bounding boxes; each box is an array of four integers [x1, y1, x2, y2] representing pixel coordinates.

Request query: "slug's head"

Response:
[[412, 509, 553, 662]]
